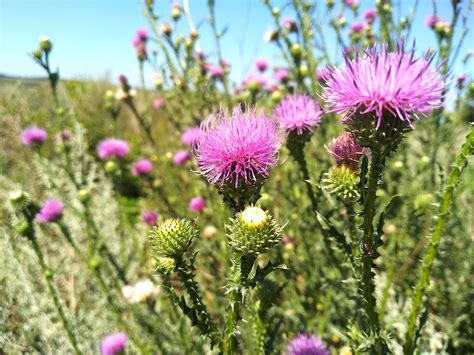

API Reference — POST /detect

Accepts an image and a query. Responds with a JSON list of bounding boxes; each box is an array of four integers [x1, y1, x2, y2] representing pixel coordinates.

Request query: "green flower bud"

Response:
[[39, 36, 52, 52], [78, 189, 91, 202], [32, 49, 42, 60], [271, 90, 282, 103], [321, 165, 360, 202], [104, 160, 118, 173], [299, 64, 309, 76], [290, 44, 302, 58], [154, 256, 177, 274], [272, 7, 280, 16], [226, 207, 282, 256], [413, 192, 435, 211], [15, 221, 29, 235], [150, 218, 197, 258], [171, 7, 181, 21]]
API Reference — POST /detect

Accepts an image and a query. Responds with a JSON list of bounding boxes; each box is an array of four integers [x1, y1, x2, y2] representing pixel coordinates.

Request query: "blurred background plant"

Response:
[[1, 0, 473, 354]]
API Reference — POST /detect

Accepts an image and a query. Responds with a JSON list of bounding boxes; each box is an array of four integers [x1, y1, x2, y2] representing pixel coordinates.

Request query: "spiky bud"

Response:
[[39, 36, 52, 52], [154, 256, 177, 274], [226, 207, 282, 256], [321, 165, 360, 202], [150, 218, 197, 259]]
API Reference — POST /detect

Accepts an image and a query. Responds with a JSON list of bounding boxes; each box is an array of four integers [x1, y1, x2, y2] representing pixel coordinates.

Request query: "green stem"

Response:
[[360, 151, 384, 348], [29, 232, 82, 355], [126, 100, 156, 146], [404, 127, 474, 354]]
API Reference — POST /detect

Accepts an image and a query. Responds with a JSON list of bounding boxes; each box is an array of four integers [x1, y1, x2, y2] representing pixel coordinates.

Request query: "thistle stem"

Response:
[[404, 127, 474, 354]]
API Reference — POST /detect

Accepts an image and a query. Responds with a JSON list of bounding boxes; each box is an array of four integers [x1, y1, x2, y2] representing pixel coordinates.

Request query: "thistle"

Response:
[[321, 165, 360, 202], [150, 218, 197, 259]]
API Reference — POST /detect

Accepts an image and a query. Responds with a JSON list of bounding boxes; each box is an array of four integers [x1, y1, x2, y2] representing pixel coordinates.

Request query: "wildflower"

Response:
[[328, 132, 362, 171], [36, 199, 64, 223], [287, 333, 330, 355], [243, 72, 267, 90], [150, 218, 197, 258], [181, 127, 202, 146], [100, 332, 128, 355], [316, 67, 331, 82], [425, 15, 441, 28], [350, 22, 365, 34], [282, 235, 294, 245], [97, 138, 130, 160], [160, 22, 173, 36], [274, 67, 290, 82], [189, 197, 206, 212], [203, 225, 218, 239], [264, 29, 279, 42], [210, 66, 225, 79], [344, 0, 358, 8], [321, 165, 360, 202], [142, 210, 158, 226], [364, 9, 377, 24], [131, 159, 153, 176], [153, 98, 165, 109], [195, 106, 282, 188], [173, 150, 191, 165], [39, 35, 52, 52], [323, 42, 444, 132], [275, 95, 323, 136], [282, 17, 298, 32], [255, 58, 269, 72], [21, 127, 47, 145]]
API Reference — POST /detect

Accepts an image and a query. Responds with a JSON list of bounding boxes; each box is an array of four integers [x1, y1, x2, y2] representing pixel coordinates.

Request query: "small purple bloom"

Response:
[[457, 75, 466, 86], [329, 132, 362, 171], [189, 197, 206, 212], [142, 211, 158, 226], [195, 106, 282, 187], [350, 22, 365, 33], [316, 67, 331, 82], [196, 51, 206, 61], [364, 8, 377, 23], [425, 15, 441, 28], [243, 72, 267, 88], [287, 333, 330, 355], [274, 95, 323, 135], [118, 75, 128, 87], [174, 150, 191, 165], [131, 159, 153, 176], [181, 127, 202, 146], [210, 66, 225, 78], [282, 17, 297, 32], [323, 41, 444, 129], [136, 28, 149, 40], [21, 127, 48, 145], [344, 0, 358, 7], [97, 138, 130, 160], [36, 199, 64, 223], [282, 235, 294, 245], [100, 332, 128, 355], [153, 98, 165, 109], [274, 67, 290, 82], [255, 58, 269, 72]]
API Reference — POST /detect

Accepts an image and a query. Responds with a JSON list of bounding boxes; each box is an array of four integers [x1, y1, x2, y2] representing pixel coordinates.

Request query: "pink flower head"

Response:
[[220, 59, 231, 70], [118, 75, 128, 87], [174, 150, 191, 165], [255, 58, 269, 72], [350, 22, 365, 33], [196, 51, 206, 61], [100, 332, 128, 355], [243, 72, 267, 88], [181, 127, 202, 146], [287, 333, 330, 355], [425, 15, 441, 28], [131, 159, 153, 176], [189, 197, 206, 212], [21, 127, 47, 145], [36, 199, 64, 223], [210, 66, 225, 78], [97, 138, 130, 160], [274, 67, 290, 82], [282, 17, 297, 32], [282, 235, 294, 245], [344, 0, 358, 7], [195, 106, 282, 188], [136, 28, 149, 40], [316, 67, 331, 82], [456, 74, 466, 85], [153, 98, 165, 109], [274, 95, 323, 135], [329, 132, 362, 170], [142, 210, 158, 226], [364, 9, 377, 24], [323, 41, 444, 129]]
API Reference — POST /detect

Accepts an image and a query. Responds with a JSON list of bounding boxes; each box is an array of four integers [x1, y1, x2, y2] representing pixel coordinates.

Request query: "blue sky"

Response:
[[1, 0, 473, 87]]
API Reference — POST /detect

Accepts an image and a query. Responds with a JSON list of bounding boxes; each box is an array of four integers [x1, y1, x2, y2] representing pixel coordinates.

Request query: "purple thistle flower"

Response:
[[174, 150, 192, 165], [21, 127, 48, 145], [131, 159, 153, 176], [195, 106, 282, 188], [274, 95, 323, 135], [210, 66, 225, 78], [36, 199, 64, 223], [142, 210, 158, 226], [350, 22, 365, 33], [100, 332, 128, 355], [274, 67, 290, 82], [153, 98, 165, 109], [136, 28, 149, 40], [255, 58, 269, 72], [287, 333, 330, 355], [316, 67, 331, 82], [323, 42, 444, 129], [329, 132, 362, 171], [243, 72, 267, 88], [189, 197, 206, 212], [181, 127, 202, 146], [364, 9, 377, 23], [344, 0, 358, 7], [425, 15, 441, 28], [97, 138, 130, 160]]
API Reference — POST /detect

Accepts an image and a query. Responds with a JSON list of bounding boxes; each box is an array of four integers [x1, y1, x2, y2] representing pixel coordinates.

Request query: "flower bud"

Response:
[[264, 30, 279, 42], [161, 22, 173, 37], [150, 218, 197, 258], [154, 256, 177, 274], [226, 207, 282, 256], [78, 189, 91, 202], [203, 225, 218, 240], [32, 49, 42, 60], [271, 90, 282, 103], [39, 36, 52, 52], [171, 7, 181, 21], [104, 160, 118, 173], [321, 165, 360, 202], [272, 7, 280, 16], [290, 44, 302, 58]]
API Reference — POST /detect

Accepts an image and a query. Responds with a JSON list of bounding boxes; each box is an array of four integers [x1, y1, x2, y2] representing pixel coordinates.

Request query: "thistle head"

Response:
[[321, 165, 360, 202], [226, 206, 282, 256], [150, 218, 197, 259], [328, 132, 362, 171], [274, 95, 323, 136]]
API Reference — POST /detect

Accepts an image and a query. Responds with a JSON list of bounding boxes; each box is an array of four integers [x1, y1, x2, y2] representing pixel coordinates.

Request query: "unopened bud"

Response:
[[39, 36, 52, 52]]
